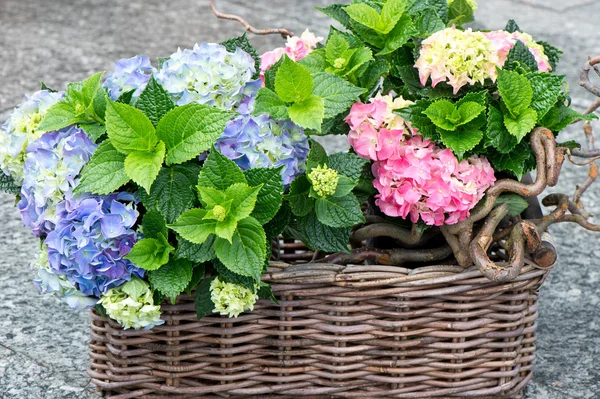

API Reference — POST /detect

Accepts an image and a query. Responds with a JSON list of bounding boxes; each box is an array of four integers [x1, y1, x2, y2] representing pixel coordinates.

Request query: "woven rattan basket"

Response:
[[88, 241, 554, 398]]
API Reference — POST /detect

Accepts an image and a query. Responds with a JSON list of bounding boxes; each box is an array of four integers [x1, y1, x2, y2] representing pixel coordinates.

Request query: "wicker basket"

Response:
[[88, 241, 554, 398]]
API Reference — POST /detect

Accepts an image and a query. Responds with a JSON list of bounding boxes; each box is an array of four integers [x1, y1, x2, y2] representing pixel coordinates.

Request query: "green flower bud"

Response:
[[333, 58, 346, 69], [308, 164, 339, 198], [212, 205, 227, 222], [75, 103, 85, 114]]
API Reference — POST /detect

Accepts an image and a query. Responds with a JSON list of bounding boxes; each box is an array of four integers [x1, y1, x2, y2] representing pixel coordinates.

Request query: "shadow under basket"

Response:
[[88, 242, 554, 399]]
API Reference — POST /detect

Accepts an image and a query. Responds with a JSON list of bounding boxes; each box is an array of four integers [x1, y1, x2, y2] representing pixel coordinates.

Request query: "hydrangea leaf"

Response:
[[168, 208, 217, 244], [288, 95, 325, 132], [106, 100, 158, 154], [220, 33, 261, 80], [275, 56, 313, 103], [0, 173, 20, 195], [504, 19, 521, 33], [184, 264, 206, 295], [135, 75, 176, 126], [413, 8, 445, 37], [332, 175, 356, 198], [122, 278, 148, 300], [79, 123, 106, 143], [350, 18, 386, 48], [344, 47, 374, 78], [317, 4, 353, 30], [486, 142, 533, 180], [327, 152, 369, 182], [424, 100, 458, 131], [36, 101, 79, 133], [495, 194, 529, 217], [541, 104, 598, 133], [214, 217, 266, 282], [198, 150, 247, 191], [343, 4, 383, 33], [378, 14, 418, 56], [263, 202, 292, 239], [213, 258, 256, 291], [504, 108, 538, 141], [314, 194, 365, 228], [142, 163, 201, 223], [439, 128, 484, 158], [225, 183, 262, 222], [213, 213, 238, 243], [486, 105, 518, 154], [156, 103, 234, 166], [326, 32, 350, 64], [526, 72, 565, 120], [253, 88, 289, 120], [125, 236, 173, 271], [124, 141, 166, 194], [307, 139, 328, 164], [194, 277, 216, 319], [396, 100, 439, 141], [142, 209, 168, 239], [312, 73, 366, 119], [505, 40, 538, 72], [456, 102, 486, 127], [197, 186, 227, 208], [497, 69, 533, 118], [537, 41, 563, 71], [116, 89, 135, 105], [258, 282, 278, 304], [176, 235, 216, 263], [286, 175, 315, 217], [244, 167, 285, 225], [74, 141, 130, 195], [297, 211, 351, 253], [148, 258, 194, 304], [448, 0, 475, 25], [380, 0, 409, 34]]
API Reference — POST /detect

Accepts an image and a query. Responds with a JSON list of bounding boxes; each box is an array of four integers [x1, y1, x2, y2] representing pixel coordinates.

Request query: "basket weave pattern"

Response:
[[88, 244, 552, 398]]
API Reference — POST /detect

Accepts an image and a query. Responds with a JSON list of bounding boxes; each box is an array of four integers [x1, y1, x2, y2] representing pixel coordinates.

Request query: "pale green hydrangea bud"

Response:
[[210, 277, 259, 318], [98, 278, 164, 330], [308, 164, 339, 198], [212, 205, 227, 222]]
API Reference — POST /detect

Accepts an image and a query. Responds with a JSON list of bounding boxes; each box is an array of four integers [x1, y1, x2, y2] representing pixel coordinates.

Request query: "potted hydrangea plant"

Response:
[[2, 0, 600, 397]]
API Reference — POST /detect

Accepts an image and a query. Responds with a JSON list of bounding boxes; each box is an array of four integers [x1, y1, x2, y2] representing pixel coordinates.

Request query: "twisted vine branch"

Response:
[[209, 0, 294, 39]]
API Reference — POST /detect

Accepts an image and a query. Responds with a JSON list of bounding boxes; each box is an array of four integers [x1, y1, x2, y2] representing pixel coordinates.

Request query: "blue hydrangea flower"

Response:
[[31, 241, 98, 311], [45, 193, 145, 298], [155, 42, 259, 111], [18, 126, 97, 237], [103, 55, 155, 101], [216, 115, 309, 186], [0, 90, 63, 182]]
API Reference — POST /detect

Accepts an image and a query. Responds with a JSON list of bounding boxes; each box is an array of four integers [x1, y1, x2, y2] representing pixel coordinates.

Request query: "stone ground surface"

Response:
[[0, 0, 599, 398]]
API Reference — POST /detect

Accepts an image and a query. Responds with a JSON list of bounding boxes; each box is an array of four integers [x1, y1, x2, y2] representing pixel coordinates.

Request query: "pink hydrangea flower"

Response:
[[483, 30, 552, 72], [259, 29, 324, 78]]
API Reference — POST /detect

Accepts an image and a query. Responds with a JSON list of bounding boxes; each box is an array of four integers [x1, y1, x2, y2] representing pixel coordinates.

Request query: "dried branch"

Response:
[[579, 55, 600, 98], [352, 223, 429, 246], [315, 246, 452, 266], [209, 0, 294, 39]]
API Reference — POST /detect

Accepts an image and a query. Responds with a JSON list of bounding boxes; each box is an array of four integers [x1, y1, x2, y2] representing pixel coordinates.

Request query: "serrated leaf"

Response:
[[36, 101, 79, 133], [185, 264, 206, 295], [176, 235, 216, 263], [122, 278, 148, 300], [286, 175, 315, 216], [214, 217, 266, 281], [318, 4, 353, 30], [505, 40, 538, 72], [448, 0, 475, 25], [142, 209, 168, 239], [148, 258, 194, 303], [413, 8, 445, 36], [197, 186, 227, 208], [312, 73, 366, 119], [504, 19, 521, 33], [288, 95, 325, 132], [380, 0, 408, 34], [198, 150, 247, 191], [526, 72, 564, 119], [326, 32, 350, 64], [344, 47, 374, 78], [486, 143, 533, 180], [298, 49, 328, 74], [156, 103, 233, 165], [168, 208, 217, 244], [556, 140, 581, 151], [350, 18, 385, 48], [79, 123, 106, 143], [213, 259, 256, 291], [194, 277, 215, 319], [106, 100, 157, 153], [124, 141, 165, 194], [495, 194, 529, 217], [332, 175, 357, 197], [540, 104, 597, 132], [264, 202, 292, 239], [315, 194, 365, 228], [504, 108, 537, 141], [424, 100, 457, 130], [220, 33, 261, 80], [226, 183, 262, 221], [297, 211, 351, 253], [486, 105, 518, 154], [439, 128, 483, 158], [308, 139, 328, 164], [0, 173, 20, 195], [258, 282, 278, 304], [253, 88, 289, 120], [275, 56, 313, 103], [135, 75, 175, 126], [497, 69, 533, 118], [344, 4, 383, 33], [116, 89, 135, 105], [537, 41, 563, 71], [125, 237, 173, 271], [244, 167, 284, 224], [456, 102, 486, 127], [327, 152, 368, 181], [74, 141, 130, 195], [378, 14, 417, 56], [396, 100, 439, 141]]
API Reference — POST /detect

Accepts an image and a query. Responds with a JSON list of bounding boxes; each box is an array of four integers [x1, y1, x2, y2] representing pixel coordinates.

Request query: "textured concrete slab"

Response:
[[0, 0, 599, 398]]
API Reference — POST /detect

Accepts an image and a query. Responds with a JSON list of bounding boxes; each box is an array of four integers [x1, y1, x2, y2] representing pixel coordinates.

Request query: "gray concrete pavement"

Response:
[[0, 0, 598, 397]]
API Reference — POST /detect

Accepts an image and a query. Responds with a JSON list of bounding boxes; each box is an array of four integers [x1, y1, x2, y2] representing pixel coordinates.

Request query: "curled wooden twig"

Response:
[[315, 246, 452, 266], [209, 0, 294, 39], [579, 55, 600, 98]]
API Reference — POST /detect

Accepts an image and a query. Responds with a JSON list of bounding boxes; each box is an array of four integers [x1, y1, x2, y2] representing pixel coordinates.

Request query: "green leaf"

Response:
[[487, 143, 533, 180], [213, 259, 256, 291], [79, 123, 106, 143], [197, 186, 227, 208], [253, 88, 289, 120], [332, 175, 357, 197], [244, 167, 284, 225], [168, 209, 217, 244], [396, 100, 439, 141], [556, 140, 582, 151], [125, 236, 173, 271], [308, 139, 328, 164], [504, 19, 521, 33], [194, 277, 215, 319], [148, 258, 194, 303], [176, 235, 216, 263], [258, 282, 278, 304], [81, 72, 104, 108], [378, 14, 417, 56], [526, 72, 565, 119], [540, 103, 598, 133], [156, 103, 234, 165], [315, 194, 365, 228], [350, 18, 386, 48], [317, 4, 353, 30], [344, 47, 375, 78], [185, 264, 206, 295], [327, 152, 369, 181], [424, 100, 457, 130], [142, 209, 168, 239], [439, 128, 484, 158], [495, 194, 529, 217], [144, 163, 201, 223], [0, 173, 19, 195], [214, 217, 266, 281], [344, 4, 383, 32], [380, 0, 408, 34], [312, 73, 365, 119], [198, 150, 247, 191], [286, 175, 315, 217], [297, 211, 351, 253], [116, 89, 135, 105], [226, 183, 262, 221], [74, 141, 130, 195], [497, 69, 533, 118], [456, 101, 486, 127], [122, 278, 148, 300], [135, 75, 176, 126], [448, 0, 475, 25], [275, 56, 314, 103], [413, 8, 445, 36], [264, 57, 283, 91], [220, 33, 261, 80], [486, 105, 518, 154], [504, 108, 538, 141], [288, 95, 325, 132], [124, 141, 166, 194], [36, 102, 79, 133], [106, 100, 158, 153], [263, 202, 292, 239], [537, 41, 563, 71], [505, 40, 538, 72], [298, 49, 328, 74], [326, 32, 350, 64]]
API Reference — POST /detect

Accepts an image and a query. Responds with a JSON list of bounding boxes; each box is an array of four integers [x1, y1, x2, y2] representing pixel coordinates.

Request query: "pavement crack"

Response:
[[0, 342, 49, 368]]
